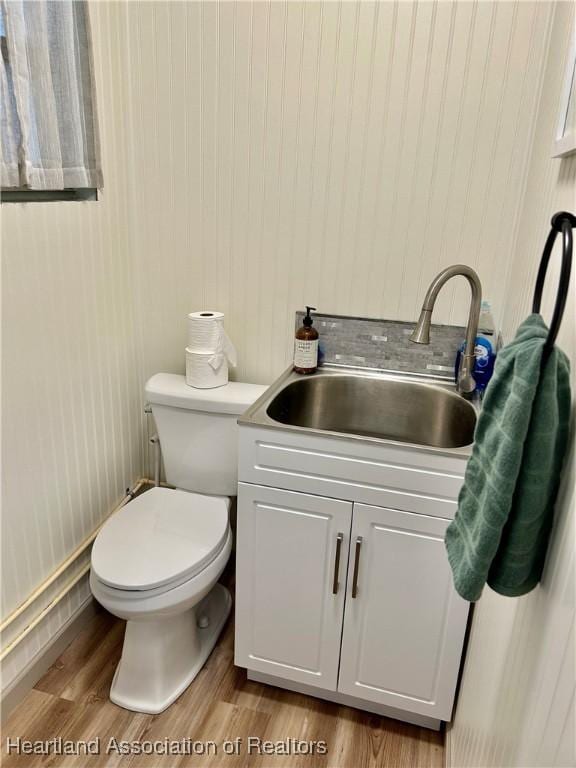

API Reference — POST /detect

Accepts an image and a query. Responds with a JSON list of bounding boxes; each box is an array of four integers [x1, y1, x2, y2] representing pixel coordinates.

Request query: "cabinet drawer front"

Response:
[[338, 504, 469, 720], [235, 484, 353, 690], [239, 426, 467, 519]]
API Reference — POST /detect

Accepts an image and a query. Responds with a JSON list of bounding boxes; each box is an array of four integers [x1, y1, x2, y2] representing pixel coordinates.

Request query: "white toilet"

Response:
[[90, 373, 267, 714]]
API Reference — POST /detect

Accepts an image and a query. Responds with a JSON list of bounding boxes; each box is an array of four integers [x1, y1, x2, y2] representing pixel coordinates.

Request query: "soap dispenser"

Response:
[[293, 306, 319, 374]]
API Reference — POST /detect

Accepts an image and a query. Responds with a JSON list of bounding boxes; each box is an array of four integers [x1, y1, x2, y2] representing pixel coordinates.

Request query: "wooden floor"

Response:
[[3, 574, 444, 768]]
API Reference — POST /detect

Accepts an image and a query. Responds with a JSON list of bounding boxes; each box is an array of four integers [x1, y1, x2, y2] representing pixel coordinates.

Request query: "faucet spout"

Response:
[[410, 309, 432, 345], [410, 264, 482, 397]]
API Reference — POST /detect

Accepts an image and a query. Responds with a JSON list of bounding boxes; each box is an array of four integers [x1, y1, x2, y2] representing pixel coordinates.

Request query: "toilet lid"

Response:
[[91, 487, 229, 591]]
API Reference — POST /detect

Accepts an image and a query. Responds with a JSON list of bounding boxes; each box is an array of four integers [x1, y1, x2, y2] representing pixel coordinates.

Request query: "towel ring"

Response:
[[531, 211, 575, 360]]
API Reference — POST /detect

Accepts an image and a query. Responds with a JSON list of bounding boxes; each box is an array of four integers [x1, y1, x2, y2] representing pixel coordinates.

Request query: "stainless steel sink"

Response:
[[240, 366, 477, 451]]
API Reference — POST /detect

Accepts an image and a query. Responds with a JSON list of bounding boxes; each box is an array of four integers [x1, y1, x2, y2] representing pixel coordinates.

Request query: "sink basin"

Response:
[[264, 373, 476, 449]]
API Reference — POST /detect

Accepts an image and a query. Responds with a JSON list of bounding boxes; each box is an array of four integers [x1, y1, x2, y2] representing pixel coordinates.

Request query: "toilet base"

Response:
[[110, 583, 232, 714]]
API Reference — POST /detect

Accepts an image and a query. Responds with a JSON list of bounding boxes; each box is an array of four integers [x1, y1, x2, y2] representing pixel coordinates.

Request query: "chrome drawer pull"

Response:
[[332, 533, 343, 595], [352, 536, 362, 598]]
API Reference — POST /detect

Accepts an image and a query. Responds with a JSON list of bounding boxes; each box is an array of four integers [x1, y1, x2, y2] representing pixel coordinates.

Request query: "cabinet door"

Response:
[[338, 504, 469, 720], [235, 483, 352, 690]]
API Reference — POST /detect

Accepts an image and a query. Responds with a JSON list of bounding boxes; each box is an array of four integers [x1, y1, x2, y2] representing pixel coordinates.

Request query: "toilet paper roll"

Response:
[[187, 310, 237, 367], [185, 348, 229, 389], [187, 311, 225, 350]]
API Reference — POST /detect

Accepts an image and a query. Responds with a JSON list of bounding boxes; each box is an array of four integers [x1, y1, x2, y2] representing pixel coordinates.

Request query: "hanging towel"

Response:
[[445, 314, 571, 602]]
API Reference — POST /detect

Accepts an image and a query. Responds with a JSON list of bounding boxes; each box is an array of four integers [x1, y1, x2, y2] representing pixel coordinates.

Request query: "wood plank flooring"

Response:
[[2, 573, 444, 768]]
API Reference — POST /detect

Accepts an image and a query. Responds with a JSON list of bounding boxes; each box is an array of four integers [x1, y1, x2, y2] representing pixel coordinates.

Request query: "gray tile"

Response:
[[296, 311, 464, 378]]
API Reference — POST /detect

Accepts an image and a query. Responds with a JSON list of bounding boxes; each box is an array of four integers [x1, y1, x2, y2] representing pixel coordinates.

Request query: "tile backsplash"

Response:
[[295, 312, 465, 379]]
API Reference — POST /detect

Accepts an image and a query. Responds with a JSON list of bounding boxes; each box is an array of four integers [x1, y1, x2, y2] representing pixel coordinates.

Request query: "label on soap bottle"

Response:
[[294, 338, 318, 369]]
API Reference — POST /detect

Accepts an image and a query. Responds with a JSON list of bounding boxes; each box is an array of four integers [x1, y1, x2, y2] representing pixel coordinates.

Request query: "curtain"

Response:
[[1, 0, 102, 190]]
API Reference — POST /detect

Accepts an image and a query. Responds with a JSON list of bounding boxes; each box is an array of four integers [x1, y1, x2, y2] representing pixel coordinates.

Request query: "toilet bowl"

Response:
[[90, 374, 268, 714], [91, 487, 233, 714]]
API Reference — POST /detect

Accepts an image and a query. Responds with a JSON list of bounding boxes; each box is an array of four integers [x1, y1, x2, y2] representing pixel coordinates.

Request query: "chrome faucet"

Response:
[[410, 264, 482, 397]]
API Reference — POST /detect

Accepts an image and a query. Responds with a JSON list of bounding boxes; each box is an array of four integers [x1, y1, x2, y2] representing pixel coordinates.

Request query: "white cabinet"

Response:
[[338, 504, 469, 721], [235, 482, 469, 726], [235, 484, 353, 690]]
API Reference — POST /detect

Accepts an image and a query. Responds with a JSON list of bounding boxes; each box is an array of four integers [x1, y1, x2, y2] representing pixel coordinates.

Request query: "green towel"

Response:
[[445, 314, 571, 602]]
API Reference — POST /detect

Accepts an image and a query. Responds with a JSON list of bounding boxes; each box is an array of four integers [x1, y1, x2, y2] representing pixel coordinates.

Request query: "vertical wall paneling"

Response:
[[1, 2, 145, 691], [448, 3, 576, 767], [100, 0, 554, 385]]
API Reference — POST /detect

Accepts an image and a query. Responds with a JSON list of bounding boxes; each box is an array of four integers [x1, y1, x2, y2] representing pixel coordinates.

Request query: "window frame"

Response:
[[1, 188, 98, 203]]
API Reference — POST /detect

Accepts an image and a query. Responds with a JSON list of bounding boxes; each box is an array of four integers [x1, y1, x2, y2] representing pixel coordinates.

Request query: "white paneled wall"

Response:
[[122, 0, 554, 384], [449, 3, 576, 767], [0, 3, 145, 690]]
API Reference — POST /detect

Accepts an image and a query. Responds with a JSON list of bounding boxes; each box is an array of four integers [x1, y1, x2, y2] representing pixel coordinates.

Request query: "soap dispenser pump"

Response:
[[293, 306, 319, 374]]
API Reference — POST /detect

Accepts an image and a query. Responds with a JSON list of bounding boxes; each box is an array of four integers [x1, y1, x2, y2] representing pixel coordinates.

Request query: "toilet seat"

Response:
[[91, 487, 229, 592]]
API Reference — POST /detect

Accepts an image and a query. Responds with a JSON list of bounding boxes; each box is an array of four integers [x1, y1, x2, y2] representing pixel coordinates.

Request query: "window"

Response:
[[0, 1, 103, 201]]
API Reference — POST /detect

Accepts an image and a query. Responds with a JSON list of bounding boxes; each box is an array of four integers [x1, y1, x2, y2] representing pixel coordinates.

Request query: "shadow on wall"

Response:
[[495, 400, 575, 761]]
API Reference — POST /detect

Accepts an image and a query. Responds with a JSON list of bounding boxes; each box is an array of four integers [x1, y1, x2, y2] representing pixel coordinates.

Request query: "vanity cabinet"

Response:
[[337, 504, 468, 719], [234, 484, 352, 691], [235, 425, 471, 728]]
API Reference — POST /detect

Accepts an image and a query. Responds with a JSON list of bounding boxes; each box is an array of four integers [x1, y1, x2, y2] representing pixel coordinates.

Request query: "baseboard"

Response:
[[1, 596, 97, 722]]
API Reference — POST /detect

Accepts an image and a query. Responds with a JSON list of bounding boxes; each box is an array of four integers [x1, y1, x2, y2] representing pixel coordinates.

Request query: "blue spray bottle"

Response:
[[455, 300, 496, 393]]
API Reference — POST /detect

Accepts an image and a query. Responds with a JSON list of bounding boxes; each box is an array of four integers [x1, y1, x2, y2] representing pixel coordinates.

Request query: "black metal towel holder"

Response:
[[531, 211, 576, 361]]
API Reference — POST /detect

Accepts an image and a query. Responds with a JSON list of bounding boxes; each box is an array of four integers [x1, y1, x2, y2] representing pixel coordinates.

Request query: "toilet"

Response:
[[90, 373, 267, 714]]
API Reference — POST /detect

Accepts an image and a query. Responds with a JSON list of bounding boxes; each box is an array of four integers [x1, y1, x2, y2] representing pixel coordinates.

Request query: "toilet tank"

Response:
[[145, 374, 267, 496]]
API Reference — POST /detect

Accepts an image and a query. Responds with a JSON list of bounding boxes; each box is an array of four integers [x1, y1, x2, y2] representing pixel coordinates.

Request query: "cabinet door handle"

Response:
[[332, 533, 344, 595], [351, 536, 363, 598]]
